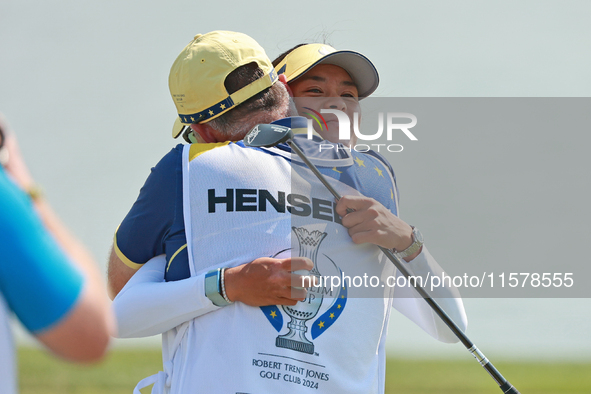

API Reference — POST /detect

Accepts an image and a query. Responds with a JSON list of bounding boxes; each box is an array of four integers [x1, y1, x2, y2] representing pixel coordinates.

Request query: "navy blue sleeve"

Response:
[[0, 169, 84, 333], [114, 145, 184, 268]]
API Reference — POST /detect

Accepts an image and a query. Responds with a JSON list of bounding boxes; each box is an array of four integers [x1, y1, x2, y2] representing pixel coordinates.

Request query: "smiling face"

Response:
[[288, 64, 360, 145]]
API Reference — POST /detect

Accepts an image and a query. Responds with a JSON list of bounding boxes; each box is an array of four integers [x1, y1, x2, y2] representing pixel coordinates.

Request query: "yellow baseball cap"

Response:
[[169, 31, 278, 138], [274, 43, 379, 99]]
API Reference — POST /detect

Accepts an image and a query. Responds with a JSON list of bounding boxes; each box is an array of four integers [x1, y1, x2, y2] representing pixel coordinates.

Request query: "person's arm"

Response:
[[113, 254, 312, 338], [30, 186, 115, 359], [0, 129, 114, 361], [335, 194, 467, 343], [335, 195, 419, 260], [113, 255, 215, 338], [35, 284, 114, 361]]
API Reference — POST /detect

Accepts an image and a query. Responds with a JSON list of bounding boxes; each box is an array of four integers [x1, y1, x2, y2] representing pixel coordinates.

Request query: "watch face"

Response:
[[413, 228, 424, 245]]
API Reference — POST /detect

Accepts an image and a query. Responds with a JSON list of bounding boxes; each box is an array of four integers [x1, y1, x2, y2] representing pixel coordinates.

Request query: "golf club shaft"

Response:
[[287, 139, 520, 394], [287, 141, 343, 199]]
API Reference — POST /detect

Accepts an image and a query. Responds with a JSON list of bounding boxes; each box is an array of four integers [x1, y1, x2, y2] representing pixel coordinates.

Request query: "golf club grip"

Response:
[[500, 381, 520, 393]]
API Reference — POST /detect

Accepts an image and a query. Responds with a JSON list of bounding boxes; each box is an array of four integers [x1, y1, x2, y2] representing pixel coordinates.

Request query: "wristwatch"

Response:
[[394, 226, 424, 259], [204, 268, 232, 307]]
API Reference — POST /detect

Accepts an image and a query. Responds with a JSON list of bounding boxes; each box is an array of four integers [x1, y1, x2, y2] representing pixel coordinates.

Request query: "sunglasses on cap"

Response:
[[181, 126, 198, 144]]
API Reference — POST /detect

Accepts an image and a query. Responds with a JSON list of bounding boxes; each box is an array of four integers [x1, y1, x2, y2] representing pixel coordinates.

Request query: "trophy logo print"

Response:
[[276, 226, 327, 354]]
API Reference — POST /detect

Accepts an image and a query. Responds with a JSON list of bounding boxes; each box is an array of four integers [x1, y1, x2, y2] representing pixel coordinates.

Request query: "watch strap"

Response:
[[395, 226, 424, 259], [205, 268, 232, 307]]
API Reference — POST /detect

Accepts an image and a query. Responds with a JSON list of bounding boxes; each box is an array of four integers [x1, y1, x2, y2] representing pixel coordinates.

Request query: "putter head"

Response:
[[244, 123, 294, 148]]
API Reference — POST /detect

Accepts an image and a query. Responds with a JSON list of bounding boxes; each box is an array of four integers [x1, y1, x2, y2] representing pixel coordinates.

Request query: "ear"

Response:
[[278, 74, 293, 97], [190, 123, 217, 143]]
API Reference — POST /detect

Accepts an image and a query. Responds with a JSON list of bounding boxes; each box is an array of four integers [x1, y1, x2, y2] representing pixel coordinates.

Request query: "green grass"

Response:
[[384, 359, 591, 394], [18, 347, 161, 394], [18, 347, 591, 393]]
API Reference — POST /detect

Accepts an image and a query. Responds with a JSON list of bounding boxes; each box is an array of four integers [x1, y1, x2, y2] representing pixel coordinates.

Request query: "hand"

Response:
[[335, 195, 416, 256], [224, 257, 314, 307]]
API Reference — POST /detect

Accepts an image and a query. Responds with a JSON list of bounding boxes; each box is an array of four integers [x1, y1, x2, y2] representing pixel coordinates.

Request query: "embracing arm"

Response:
[[335, 195, 420, 261], [113, 255, 215, 338], [335, 195, 467, 343], [113, 254, 313, 338]]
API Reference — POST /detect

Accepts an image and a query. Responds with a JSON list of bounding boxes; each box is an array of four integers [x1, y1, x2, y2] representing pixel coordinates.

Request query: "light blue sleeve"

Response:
[[0, 169, 84, 333]]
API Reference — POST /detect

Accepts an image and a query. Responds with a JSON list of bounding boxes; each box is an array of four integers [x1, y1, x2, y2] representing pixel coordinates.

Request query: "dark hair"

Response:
[[272, 43, 308, 67], [207, 62, 289, 138], [224, 62, 265, 94]]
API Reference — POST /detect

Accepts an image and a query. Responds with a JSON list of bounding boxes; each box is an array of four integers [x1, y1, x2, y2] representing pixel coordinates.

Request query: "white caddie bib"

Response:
[[153, 141, 399, 394]]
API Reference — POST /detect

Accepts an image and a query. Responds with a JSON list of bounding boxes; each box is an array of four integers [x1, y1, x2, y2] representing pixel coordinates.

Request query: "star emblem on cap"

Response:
[[209, 110, 214, 116], [220, 104, 226, 110]]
